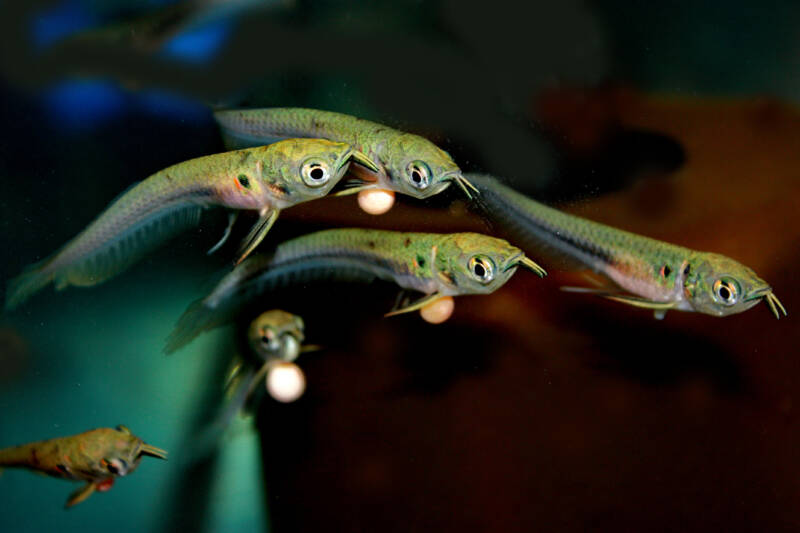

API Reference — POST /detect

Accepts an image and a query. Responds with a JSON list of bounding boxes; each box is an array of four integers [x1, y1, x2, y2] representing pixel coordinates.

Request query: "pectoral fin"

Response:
[[65, 482, 96, 508], [384, 293, 443, 317], [235, 209, 279, 265], [603, 294, 677, 311], [561, 286, 677, 315]]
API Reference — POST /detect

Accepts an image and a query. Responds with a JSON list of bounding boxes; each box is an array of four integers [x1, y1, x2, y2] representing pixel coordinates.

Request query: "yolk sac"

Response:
[[357, 189, 395, 215], [420, 296, 455, 324]]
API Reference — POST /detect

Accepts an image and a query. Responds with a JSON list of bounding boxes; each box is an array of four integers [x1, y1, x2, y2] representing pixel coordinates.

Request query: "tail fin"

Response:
[[164, 299, 221, 354], [5, 260, 55, 311]]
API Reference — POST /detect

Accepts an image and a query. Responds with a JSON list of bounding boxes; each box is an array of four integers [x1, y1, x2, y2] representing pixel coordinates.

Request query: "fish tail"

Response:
[[5, 258, 56, 311], [0, 443, 34, 468], [164, 299, 220, 354]]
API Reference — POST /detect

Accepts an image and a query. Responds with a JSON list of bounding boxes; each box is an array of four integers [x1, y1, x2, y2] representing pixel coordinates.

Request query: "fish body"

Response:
[[214, 107, 477, 198], [468, 173, 786, 318], [165, 229, 545, 353], [0, 425, 167, 508], [6, 139, 376, 309]]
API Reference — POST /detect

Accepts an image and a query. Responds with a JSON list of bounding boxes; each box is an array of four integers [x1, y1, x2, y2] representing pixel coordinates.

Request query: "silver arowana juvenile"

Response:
[[214, 107, 478, 199], [164, 228, 546, 353], [468, 174, 786, 319], [6, 139, 377, 310], [0, 425, 166, 508]]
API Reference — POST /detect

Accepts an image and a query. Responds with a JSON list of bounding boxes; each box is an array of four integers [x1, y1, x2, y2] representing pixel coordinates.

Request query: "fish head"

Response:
[[436, 233, 528, 295], [248, 310, 306, 362], [83, 426, 167, 481], [684, 253, 785, 318], [258, 139, 375, 208], [383, 134, 469, 199]]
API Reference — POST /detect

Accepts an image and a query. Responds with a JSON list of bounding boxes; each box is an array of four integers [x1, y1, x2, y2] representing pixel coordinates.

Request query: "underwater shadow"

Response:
[[561, 306, 747, 394], [388, 320, 496, 396]]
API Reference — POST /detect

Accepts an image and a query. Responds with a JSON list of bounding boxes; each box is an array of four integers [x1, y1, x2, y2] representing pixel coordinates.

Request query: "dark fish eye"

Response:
[[713, 278, 739, 305], [106, 458, 126, 475], [301, 160, 331, 187], [406, 160, 431, 189], [237, 174, 251, 189], [468, 255, 495, 284]]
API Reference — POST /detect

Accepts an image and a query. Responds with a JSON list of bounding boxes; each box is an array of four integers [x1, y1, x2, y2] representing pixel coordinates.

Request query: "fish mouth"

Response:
[[745, 286, 787, 319], [445, 172, 479, 199], [504, 252, 547, 277]]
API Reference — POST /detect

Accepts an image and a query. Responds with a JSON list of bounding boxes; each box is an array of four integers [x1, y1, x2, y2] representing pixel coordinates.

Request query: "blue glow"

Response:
[[31, 1, 97, 48], [42, 79, 127, 129], [136, 89, 211, 123], [161, 19, 232, 64]]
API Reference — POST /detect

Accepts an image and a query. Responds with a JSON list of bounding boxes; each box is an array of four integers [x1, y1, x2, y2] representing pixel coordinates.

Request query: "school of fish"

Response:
[[2, 106, 786, 508]]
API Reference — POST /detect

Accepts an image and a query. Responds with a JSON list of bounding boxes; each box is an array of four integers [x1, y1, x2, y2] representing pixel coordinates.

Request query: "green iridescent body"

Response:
[[164, 229, 545, 353], [0, 426, 166, 508], [469, 174, 786, 318], [214, 107, 477, 198], [6, 139, 376, 310]]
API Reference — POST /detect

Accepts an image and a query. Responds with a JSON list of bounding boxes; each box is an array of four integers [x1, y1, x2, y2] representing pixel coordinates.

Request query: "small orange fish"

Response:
[[0, 425, 166, 508]]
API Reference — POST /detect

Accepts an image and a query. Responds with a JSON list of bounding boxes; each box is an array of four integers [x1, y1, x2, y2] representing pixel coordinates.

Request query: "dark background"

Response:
[[0, 1, 799, 531]]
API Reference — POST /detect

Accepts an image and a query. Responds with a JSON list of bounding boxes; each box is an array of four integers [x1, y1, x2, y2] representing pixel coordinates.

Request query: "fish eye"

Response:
[[106, 458, 126, 475], [301, 159, 331, 187], [406, 161, 431, 190], [712, 278, 740, 305], [468, 255, 495, 284], [260, 330, 280, 351]]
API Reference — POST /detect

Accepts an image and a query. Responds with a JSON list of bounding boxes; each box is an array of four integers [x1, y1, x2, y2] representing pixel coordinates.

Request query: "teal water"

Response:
[[0, 261, 266, 531]]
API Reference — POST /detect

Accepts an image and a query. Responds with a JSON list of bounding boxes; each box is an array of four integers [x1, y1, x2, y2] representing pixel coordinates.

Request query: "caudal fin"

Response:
[[164, 299, 220, 354], [5, 260, 55, 311]]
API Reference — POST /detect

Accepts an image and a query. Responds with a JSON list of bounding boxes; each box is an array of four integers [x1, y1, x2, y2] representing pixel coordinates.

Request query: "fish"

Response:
[[187, 310, 311, 461], [224, 309, 309, 408], [246, 309, 307, 363], [164, 229, 546, 353], [213, 107, 479, 199], [0, 425, 166, 508], [5, 139, 378, 310], [225, 310, 310, 411], [467, 173, 787, 319]]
